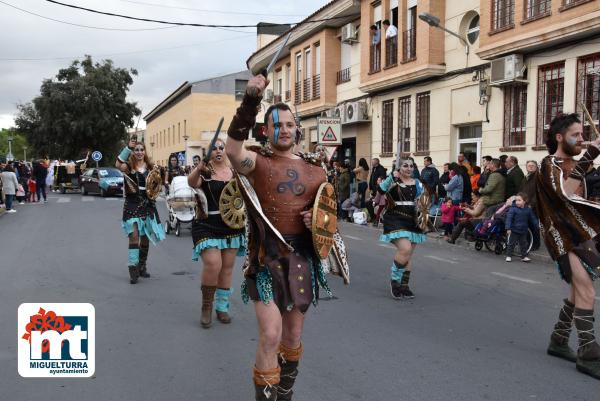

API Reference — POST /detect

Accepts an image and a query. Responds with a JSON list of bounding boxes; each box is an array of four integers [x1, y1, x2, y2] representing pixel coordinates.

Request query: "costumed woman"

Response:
[[165, 153, 185, 191], [115, 136, 166, 284], [188, 138, 246, 329], [378, 158, 427, 299]]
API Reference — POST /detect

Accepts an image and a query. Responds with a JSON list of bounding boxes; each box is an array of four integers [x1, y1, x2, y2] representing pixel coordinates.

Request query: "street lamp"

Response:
[[6, 134, 14, 162], [182, 133, 189, 166], [23, 146, 27, 162], [419, 12, 469, 56]]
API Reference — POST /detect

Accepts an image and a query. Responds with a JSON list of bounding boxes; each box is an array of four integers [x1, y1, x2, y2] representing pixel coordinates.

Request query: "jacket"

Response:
[[420, 165, 439, 190], [33, 163, 48, 182], [505, 205, 537, 234], [438, 171, 450, 198], [441, 203, 459, 224], [337, 169, 351, 201], [1, 171, 19, 195], [477, 171, 490, 188], [479, 171, 506, 206], [369, 165, 387, 192], [445, 174, 463, 202], [505, 165, 525, 198]]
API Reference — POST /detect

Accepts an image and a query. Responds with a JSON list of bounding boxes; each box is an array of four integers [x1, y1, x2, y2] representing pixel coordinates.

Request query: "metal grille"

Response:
[[336, 67, 351, 84], [416, 92, 430, 152], [491, 0, 515, 31], [402, 28, 416, 62], [382, 100, 394, 154], [576, 53, 600, 141], [294, 82, 301, 105], [398, 96, 411, 154], [303, 78, 311, 102], [370, 44, 381, 73], [285, 90, 291, 101], [312, 74, 320, 99], [385, 36, 398, 67], [525, 0, 551, 19], [536, 62, 565, 145], [503, 85, 527, 147]]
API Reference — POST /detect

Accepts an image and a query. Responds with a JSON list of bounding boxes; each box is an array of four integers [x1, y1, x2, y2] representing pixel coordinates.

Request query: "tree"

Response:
[[15, 55, 140, 161], [0, 128, 29, 162]]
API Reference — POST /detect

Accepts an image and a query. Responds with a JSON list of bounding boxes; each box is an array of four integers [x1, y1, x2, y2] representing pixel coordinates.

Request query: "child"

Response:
[[27, 177, 37, 203], [505, 192, 537, 262], [440, 197, 459, 240]]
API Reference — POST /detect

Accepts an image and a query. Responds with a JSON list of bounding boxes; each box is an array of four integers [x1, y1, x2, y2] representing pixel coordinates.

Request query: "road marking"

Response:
[[344, 235, 363, 241], [425, 255, 458, 264], [105, 197, 123, 200], [491, 272, 541, 284], [81, 197, 95, 202], [56, 197, 71, 203], [378, 244, 395, 249]]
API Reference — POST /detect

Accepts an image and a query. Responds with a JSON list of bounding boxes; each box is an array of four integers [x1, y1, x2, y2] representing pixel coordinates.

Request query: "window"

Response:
[[525, 0, 551, 19], [304, 49, 312, 102], [503, 85, 527, 147], [370, 2, 382, 73], [295, 53, 302, 104], [467, 14, 480, 44], [491, 0, 515, 31], [235, 79, 247, 101], [285, 63, 291, 101], [416, 92, 430, 153], [536, 62, 565, 145], [398, 96, 411, 154], [313, 44, 320, 99], [381, 100, 394, 155], [576, 53, 600, 141], [178, 122, 180, 143], [403, 6, 417, 61]]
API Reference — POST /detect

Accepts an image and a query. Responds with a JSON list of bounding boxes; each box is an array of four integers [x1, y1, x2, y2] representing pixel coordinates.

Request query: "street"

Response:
[[1, 193, 598, 401]]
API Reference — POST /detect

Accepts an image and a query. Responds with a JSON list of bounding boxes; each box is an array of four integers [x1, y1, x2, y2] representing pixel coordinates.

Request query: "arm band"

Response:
[[227, 92, 263, 141], [118, 147, 132, 163]]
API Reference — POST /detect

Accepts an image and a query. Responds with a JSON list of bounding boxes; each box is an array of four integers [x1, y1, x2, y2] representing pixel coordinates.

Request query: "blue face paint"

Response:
[[566, 136, 578, 146], [273, 108, 280, 144]]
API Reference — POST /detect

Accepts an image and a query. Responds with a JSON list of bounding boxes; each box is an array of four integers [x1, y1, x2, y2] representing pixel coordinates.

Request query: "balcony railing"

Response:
[[370, 44, 381, 73], [273, 94, 282, 104], [285, 90, 291, 101], [303, 78, 311, 102], [294, 82, 301, 105], [402, 28, 416, 62], [312, 74, 320, 99], [385, 36, 398, 67], [336, 67, 351, 84]]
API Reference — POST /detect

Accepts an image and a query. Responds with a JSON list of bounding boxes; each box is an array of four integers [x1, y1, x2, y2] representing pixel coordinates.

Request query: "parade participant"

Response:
[[165, 153, 185, 188], [378, 158, 427, 299], [226, 74, 338, 401], [535, 113, 600, 379], [188, 138, 246, 329], [115, 137, 165, 284]]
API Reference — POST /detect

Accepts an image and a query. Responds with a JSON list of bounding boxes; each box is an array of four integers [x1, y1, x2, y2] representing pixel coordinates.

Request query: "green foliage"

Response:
[[0, 128, 29, 162], [15, 55, 140, 160]]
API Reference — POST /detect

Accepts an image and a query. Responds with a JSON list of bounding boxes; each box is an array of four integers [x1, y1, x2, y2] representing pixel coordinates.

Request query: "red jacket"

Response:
[[441, 203, 459, 224]]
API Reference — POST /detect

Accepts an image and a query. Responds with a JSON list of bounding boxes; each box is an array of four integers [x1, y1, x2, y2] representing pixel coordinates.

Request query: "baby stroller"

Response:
[[472, 203, 510, 255], [164, 176, 195, 237]]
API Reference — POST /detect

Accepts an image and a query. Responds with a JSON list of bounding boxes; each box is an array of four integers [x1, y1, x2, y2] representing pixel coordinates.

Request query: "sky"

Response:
[[0, 0, 330, 130]]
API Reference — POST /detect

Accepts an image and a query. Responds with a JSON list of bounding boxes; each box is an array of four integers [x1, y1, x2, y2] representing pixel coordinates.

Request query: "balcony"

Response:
[[336, 67, 351, 84], [303, 78, 311, 102], [370, 44, 381, 73], [312, 75, 320, 99], [385, 36, 398, 67], [402, 28, 416, 62], [294, 82, 301, 105], [285, 90, 291, 102]]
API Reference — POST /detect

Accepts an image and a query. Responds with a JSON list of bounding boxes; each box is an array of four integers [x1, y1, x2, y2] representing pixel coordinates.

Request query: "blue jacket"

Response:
[[505, 205, 537, 234], [445, 175, 463, 202]]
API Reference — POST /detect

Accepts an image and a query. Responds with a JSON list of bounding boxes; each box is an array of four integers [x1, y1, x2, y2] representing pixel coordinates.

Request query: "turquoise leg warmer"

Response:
[[391, 262, 405, 283], [215, 288, 233, 312], [118, 147, 132, 163], [128, 247, 139, 266]]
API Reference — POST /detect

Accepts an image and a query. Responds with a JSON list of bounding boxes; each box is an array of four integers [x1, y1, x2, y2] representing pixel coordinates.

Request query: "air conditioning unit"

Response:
[[333, 105, 345, 123], [344, 101, 369, 124], [490, 54, 526, 85], [264, 89, 274, 103], [341, 23, 358, 44]]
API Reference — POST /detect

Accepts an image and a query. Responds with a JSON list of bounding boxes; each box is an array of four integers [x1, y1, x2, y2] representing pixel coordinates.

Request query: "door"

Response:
[[457, 125, 482, 167]]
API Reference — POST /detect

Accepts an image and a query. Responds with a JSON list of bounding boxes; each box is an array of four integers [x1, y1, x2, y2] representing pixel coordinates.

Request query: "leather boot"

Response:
[[254, 366, 280, 401], [215, 288, 233, 324], [200, 285, 216, 329], [138, 243, 150, 278], [574, 307, 600, 379], [128, 265, 139, 284], [547, 298, 576, 362], [277, 343, 303, 401]]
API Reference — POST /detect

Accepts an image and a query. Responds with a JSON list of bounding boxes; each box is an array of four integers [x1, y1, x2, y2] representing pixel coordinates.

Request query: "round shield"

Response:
[[219, 179, 246, 229], [312, 182, 338, 259]]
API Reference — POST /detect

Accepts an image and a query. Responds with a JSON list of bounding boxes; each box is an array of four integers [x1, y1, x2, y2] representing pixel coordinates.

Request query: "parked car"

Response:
[[80, 167, 124, 197]]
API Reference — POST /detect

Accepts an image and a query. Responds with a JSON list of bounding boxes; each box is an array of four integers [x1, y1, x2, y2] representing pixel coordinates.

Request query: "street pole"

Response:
[[183, 134, 189, 166], [7, 134, 13, 162], [23, 146, 27, 162]]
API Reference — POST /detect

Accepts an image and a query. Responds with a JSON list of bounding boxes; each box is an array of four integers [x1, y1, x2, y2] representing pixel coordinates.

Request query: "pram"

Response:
[[471, 203, 534, 255], [164, 176, 195, 237]]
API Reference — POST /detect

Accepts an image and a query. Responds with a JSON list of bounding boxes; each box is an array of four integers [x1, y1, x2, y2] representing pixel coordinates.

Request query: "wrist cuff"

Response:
[[118, 147, 132, 163]]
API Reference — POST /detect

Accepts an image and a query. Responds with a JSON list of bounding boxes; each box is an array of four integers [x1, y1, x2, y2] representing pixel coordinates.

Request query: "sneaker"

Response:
[[522, 257, 531, 263], [390, 281, 403, 300], [19, 201, 25, 205], [505, 256, 512, 262], [446, 239, 456, 244], [6, 209, 17, 213]]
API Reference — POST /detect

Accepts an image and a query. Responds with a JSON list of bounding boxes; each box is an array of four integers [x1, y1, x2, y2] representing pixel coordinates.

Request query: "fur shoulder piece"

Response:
[[296, 151, 326, 167]]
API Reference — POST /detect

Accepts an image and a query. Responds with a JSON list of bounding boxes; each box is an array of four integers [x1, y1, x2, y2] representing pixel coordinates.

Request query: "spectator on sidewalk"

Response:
[[479, 159, 506, 208], [337, 162, 351, 218], [520, 160, 541, 251], [441, 198, 460, 240], [458, 152, 473, 176], [447, 190, 486, 244], [33, 160, 48, 202], [471, 166, 481, 192], [421, 156, 439, 197], [353, 158, 370, 208], [368, 158, 387, 197], [445, 163, 464, 205], [478, 155, 493, 189], [505, 193, 537, 263], [505, 156, 525, 198], [1, 164, 19, 213], [459, 165, 472, 204], [27, 176, 37, 203], [438, 163, 450, 199]]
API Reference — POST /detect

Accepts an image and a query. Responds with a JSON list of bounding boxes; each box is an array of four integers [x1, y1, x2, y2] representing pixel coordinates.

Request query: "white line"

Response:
[[425, 255, 458, 264], [491, 272, 541, 284], [56, 198, 71, 203], [343, 235, 363, 241], [378, 243, 395, 249], [81, 197, 95, 202]]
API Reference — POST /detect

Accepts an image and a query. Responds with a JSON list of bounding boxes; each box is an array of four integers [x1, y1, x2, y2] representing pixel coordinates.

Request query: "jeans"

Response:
[[36, 180, 47, 201], [442, 222, 454, 236], [5, 194, 14, 210], [507, 232, 529, 258]]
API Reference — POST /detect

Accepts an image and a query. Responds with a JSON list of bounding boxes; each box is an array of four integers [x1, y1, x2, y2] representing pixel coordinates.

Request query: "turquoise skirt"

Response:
[[380, 229, 427, 244], [192, 235, 247, 261], [122, 216, 166, 245]]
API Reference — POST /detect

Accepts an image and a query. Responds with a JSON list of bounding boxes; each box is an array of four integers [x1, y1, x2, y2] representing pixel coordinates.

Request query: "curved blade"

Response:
[[261, 32, 292, 78], [204, 116, 225, 162]]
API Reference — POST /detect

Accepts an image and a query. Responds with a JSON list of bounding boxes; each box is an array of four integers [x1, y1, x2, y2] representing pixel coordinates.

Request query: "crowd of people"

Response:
[[0, 159, 52, 213]]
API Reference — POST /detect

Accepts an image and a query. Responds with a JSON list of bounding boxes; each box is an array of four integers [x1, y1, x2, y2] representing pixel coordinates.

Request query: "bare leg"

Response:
[[390, 238, 416, 299], [278, 308, 305, 400]]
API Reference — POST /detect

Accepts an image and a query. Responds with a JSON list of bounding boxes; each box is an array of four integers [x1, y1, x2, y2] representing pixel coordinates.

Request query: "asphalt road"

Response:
[[1, 193, 599, 401]]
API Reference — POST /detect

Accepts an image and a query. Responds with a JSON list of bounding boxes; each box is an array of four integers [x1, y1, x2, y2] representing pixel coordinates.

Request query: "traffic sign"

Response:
[[91, 151, 102, 162], [177, 152, 185, 163], [317, 117, 342, 145]]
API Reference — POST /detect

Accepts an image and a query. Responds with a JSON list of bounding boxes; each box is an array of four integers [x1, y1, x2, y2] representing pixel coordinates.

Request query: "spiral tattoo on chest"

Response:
[[277, 169, 305, 195]]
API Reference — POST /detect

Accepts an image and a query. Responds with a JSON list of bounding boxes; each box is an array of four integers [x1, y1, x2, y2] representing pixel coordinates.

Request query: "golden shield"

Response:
[[415, 186, 432, 232], [145, 167, 163, 200], [219, 179, 246, 229], [312, 182, 338, 259]]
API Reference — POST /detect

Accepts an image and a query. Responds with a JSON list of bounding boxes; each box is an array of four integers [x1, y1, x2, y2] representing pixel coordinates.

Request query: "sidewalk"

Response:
[[338, 220, 553, 264]]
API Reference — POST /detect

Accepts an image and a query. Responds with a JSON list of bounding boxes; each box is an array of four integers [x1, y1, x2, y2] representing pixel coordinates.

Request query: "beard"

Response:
[[562, 141, 581, 156]]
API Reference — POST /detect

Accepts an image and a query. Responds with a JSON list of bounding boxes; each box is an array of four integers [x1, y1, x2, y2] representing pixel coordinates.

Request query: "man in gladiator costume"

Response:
[[226, 74, 334, 400], [536, 113, 600, 379]]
